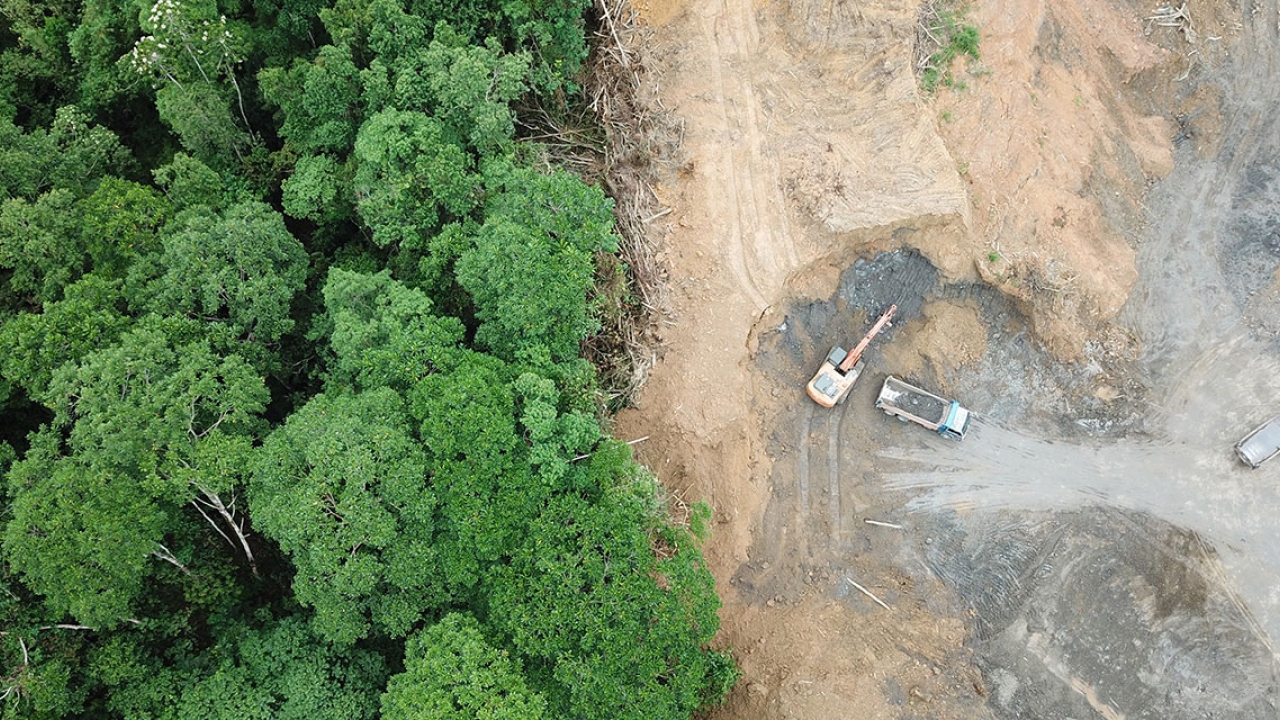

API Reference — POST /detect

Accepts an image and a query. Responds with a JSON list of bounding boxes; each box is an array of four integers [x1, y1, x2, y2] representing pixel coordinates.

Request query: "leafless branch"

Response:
[[192, 496, 235, 548], [597, 0, 631, 69], [193, 487, 259, 575], [152, 544, 191, 575], [846, 576, 892, 610]]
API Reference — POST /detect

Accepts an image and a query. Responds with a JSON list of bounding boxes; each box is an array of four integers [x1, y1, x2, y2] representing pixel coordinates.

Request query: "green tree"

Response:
[[0, 627, 87, 720], [79, 176, 172, 281], [4, 439, 168, 628], [259, 43, 365, 157], [139, 200, 308, 354], [382, 613, 546, 720], [0, 189, 84, 306], [391, 23, 530, 156], [123, 0, 255, 165], [320, 269, 532, 594], [66, 0, 145, 114], [512, 370, 599, 487], [484, 462, 730, 720], [0, 106, 132, 201], [352, 108, 478, 248], [410, 350, 532, 578], [0, 274, 132, 396], [152, 83, 251, 169], [483, 0, 594, 91], [90, 615, 389, 720], [241, 0, 333, 66], [280, 152, 355, 224], [456, 164, 619, 362], [320, 267, 466, 394], [249, 388, 444, 644], [174, 617, 388, 720], [373, 0, 590, 92], [364, 0, 430, 64], [151, 152, 229, 213], [4, 322, 269, 627], [0, 0, 75, 125]]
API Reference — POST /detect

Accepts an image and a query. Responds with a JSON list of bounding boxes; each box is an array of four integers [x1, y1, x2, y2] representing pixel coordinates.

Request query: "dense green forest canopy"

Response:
[[0, 0, 737, 717]]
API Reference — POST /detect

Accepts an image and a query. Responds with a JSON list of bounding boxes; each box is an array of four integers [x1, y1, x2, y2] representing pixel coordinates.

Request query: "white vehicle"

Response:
[[874, 375, 972, 440], [1235, 413, 1280, 468]]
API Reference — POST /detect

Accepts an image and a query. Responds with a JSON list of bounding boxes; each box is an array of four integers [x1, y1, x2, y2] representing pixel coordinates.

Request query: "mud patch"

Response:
[[1223, 162, 1280, 301], [743, 242, 1279, 717], [783, 249, 1149, 439], [920, 507, 1278, 719], [834, 248, 939, 322]]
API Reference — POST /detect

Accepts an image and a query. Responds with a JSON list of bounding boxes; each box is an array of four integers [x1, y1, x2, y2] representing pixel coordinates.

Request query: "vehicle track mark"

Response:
[[695, 0, 801, 309], [828, 400, 847, 549], [698, 9, 770, 310], [794, 400, 814, 560]]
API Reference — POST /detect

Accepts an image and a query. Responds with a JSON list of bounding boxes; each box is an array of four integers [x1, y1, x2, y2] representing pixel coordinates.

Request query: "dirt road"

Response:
[[614, 0, 1280, 717]]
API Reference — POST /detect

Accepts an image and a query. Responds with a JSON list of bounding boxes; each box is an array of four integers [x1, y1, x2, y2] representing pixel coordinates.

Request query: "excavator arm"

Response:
[[805, 304, 898, 407], [838, 305, 897, 372]]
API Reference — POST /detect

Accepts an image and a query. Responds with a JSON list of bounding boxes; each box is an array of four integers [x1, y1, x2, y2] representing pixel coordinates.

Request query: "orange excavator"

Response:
[[805, 304, 897, 407]]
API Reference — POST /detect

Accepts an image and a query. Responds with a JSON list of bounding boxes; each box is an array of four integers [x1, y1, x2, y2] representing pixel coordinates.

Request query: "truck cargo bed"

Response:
[[875, 375, 971, 440], [876, 380, 947, 424]]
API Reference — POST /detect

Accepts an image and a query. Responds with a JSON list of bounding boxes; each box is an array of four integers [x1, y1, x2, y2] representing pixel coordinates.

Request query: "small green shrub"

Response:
[[919, 4, 982, 93]]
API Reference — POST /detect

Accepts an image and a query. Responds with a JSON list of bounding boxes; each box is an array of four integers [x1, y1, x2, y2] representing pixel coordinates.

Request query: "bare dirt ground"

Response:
[[610, 0, 1280, 717]]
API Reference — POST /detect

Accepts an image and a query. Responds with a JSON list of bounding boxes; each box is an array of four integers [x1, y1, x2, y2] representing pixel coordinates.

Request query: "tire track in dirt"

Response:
[[695, 0, 800, 309], [791, 400, 814, 562], [759, 390, 857, 581], [827, 400, 847, 549], [1123, 3, 1278, 369], [880, 351, 1280, 654], [698, 50, 768, 305]]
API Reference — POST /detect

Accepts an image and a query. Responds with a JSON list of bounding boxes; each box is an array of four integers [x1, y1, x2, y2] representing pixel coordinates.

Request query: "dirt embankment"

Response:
[[608, 0, 1251, 718]]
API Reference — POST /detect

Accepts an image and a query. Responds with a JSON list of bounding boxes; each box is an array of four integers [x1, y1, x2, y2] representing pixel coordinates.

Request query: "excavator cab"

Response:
[[806, 353, 864, 407], [805, 305, 896, 408]]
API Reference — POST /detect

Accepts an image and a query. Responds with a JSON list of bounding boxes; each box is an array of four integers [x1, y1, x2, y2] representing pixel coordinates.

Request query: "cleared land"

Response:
[[613, 0, 1280, 717]]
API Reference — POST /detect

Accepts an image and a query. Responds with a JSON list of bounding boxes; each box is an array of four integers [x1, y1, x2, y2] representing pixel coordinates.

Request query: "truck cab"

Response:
[[938, 401, 972, 440]]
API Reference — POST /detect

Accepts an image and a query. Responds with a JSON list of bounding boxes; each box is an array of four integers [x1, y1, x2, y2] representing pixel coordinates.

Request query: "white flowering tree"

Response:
[[124, 0, 254, 163]]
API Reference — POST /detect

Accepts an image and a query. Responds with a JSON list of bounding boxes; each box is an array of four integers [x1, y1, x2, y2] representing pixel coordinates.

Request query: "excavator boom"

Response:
[[837, 304, 897, 372]]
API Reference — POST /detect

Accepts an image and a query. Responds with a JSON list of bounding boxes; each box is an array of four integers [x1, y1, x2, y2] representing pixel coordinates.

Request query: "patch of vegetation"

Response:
[[0, 0, 736, 717], [917, 2, 982, 93]]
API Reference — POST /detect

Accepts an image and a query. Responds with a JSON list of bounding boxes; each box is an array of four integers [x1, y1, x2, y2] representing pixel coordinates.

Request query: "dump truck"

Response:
[[806, 305, 897, 407], [874, 375, 972, 440]]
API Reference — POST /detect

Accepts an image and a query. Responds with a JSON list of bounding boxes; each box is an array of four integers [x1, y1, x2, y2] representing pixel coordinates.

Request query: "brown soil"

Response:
[[609, 0, 1244, 717]]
